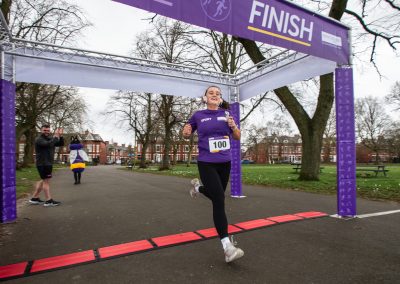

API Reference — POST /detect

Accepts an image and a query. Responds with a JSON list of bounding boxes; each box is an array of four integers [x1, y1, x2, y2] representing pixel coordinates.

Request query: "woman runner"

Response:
[[182, 85, 244, 263]]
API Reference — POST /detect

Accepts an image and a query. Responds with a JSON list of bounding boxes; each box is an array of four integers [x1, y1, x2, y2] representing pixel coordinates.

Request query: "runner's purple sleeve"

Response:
[[187, 113, 197, 133]]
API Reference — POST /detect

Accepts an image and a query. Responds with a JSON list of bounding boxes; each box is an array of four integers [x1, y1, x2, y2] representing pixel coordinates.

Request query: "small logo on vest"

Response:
[[200, 0, 231, 22], [201, 118, 212, 123]]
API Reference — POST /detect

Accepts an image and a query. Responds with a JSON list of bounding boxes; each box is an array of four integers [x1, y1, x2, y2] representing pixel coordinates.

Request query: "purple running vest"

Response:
[[188, 109, 234, 163]]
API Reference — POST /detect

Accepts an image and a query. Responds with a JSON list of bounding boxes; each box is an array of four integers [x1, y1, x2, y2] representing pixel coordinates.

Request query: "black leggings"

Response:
[[197, 161, 231, 239], [73, 172, 81, 183]]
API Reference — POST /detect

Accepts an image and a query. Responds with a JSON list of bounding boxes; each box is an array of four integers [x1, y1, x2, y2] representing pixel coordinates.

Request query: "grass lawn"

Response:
[[16, 166, 40, 198], [129, 164, 400, 202], [15, 164, 67, 199]]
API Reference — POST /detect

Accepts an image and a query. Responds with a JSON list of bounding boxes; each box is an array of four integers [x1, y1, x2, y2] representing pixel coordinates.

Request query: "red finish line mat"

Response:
[[235, 218, 277, 230], [294, 211, 328, 218], [98, 240, 154, 259], [30, 250, 95, 273], [151, 232, 202, 247], [0, 262, 28, 280], [0, 211, 327, 281], [266, 214, 304, 223]]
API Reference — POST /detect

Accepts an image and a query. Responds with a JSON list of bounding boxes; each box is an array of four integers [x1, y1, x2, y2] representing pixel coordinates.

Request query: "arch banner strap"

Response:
[[113, 0, 350, 64]]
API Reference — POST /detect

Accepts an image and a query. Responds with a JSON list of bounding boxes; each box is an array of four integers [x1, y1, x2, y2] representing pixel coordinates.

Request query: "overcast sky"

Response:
[[71, 0, 400, 145]]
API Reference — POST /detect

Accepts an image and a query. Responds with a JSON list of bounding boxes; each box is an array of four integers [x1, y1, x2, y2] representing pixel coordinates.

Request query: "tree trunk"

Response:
[[22, 128, 36, 167], [323, 141, 332, 163], [186, 136, 194, 167], [0, 0, 12, 23], [159, 95, 174, 171], [375, 150, 380, 164], [140, 142, 149, 168], [160, 129, 172, 170], [16, 123, 32, 164], [172, 144, 178, 165], [300, 133, 322, 180]]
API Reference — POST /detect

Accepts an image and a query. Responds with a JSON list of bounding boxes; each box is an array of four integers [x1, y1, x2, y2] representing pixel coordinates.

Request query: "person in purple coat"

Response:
[[182, 85, 244, 263]]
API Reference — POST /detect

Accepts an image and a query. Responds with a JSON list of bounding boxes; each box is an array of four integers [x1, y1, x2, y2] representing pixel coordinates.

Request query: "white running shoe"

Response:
[[190, 178, 200, 198], [224, 243, 244, 263]]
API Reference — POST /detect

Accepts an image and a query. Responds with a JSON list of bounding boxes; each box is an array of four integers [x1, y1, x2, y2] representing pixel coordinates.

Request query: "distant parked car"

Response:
[[241, 159, 254, 164]]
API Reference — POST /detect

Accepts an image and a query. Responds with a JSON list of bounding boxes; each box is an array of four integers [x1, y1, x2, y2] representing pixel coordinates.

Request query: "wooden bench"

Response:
[[291, 163, 324, 173], [356, 167, 389, 177]]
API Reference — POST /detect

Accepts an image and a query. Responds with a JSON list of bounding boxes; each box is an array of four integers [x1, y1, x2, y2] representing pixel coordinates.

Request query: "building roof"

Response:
[[81, 130, 104, 142]]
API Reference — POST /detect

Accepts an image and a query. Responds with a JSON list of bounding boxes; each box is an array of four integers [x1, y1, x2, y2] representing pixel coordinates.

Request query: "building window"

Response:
[[156, 145, 161, 152], [184, 145, 189, 152]]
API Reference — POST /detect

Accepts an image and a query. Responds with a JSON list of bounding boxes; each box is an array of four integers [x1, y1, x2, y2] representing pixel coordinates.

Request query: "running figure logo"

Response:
[[201, 0, 231, 21]]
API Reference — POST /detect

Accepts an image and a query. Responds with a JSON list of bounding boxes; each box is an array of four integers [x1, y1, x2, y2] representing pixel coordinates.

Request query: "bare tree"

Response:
[[3, 0, 91, 167], [266, 114, 294, 137], [4, 0, 90, 44], [168, 98, 201, 166], [187, 30, 247, 73], [355, 96, 392, 163], [40, 87, 87, 133], [386, 81, 400, 111], [135, 17, 197, 170], [16, 84, 86, 166], [245, 125, 266, 163], [105, 91, 160, 168], [235, 0, 400, 180], [265, 115, 294, 162], [384, 121, 400, 162], [323, 108, 336, 163]]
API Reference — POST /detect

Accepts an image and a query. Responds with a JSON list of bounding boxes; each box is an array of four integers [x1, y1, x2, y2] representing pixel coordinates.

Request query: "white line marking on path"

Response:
[[356, 209, 400, 219], [154, 0, 173, 6], [330, 209, 400, 219]]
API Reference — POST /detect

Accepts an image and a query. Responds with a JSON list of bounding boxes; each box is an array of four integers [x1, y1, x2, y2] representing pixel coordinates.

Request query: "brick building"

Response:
[[244, 134, 337, 164], [106, 142, 131, 164], [137, 138, 199, 163]]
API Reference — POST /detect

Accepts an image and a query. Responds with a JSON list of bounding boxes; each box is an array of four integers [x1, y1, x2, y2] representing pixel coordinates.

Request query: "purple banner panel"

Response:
[[335, 67, 356, 217], [1, 79, 17, 223], [230, 102, 242, 197], [113, 0, 350, 64], [337, 143, 356, 180]]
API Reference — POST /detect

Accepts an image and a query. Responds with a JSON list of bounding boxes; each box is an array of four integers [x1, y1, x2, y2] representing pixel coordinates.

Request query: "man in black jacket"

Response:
[[29, 124, 64, 207]]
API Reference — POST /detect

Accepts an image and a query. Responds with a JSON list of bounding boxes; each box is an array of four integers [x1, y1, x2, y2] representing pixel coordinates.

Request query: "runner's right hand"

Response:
[[183, 124, 192, 138]]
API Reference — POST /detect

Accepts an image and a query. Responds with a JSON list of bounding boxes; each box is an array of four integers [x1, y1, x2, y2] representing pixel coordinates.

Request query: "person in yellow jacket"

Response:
[[69, 136, 89, 185]]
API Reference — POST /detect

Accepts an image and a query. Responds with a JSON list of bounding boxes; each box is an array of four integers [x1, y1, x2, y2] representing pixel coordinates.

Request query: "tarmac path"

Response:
[[1, 165, 399, 283]]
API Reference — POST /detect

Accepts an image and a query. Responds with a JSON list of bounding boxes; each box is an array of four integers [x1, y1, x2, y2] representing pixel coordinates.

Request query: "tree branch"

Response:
[[345, 9, 400, 50], [384, 0, 400, 11]]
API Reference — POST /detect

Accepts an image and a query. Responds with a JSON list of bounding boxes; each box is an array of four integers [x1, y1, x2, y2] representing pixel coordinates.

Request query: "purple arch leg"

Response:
[[335, 67, 356, 217], [0, 79, 17, 223], [230, 102, 242, 197]]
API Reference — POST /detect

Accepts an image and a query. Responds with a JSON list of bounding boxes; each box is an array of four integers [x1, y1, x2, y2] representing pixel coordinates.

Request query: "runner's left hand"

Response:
[[227, 116, 237, 130]]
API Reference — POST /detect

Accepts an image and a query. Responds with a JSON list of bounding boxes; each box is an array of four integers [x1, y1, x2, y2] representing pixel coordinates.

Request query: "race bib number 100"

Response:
[[209, 136, 230, 153]]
